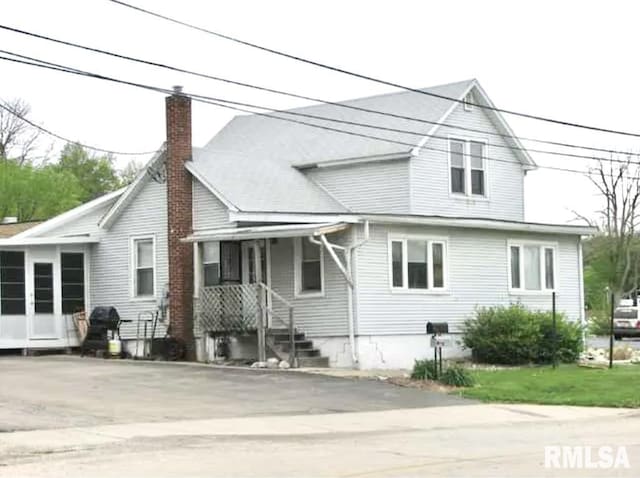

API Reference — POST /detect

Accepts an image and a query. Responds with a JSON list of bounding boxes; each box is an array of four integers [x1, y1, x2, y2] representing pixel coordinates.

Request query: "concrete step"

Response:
[[297, 356, 330, 368], [275, 340, 313, 351], [269, 333, 306, 343], [295, 348, 321, 358]]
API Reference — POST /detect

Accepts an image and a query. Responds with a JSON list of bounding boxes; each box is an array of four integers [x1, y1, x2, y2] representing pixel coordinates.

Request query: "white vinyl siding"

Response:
[[305, 160, 410, 213], [90, 178, 168, 339], [270, 235, 349, 337], [33, 201, 115, 238], [192, 179, 235, 230], [411, 101, 525, 221], [354, 223, 581, 336]]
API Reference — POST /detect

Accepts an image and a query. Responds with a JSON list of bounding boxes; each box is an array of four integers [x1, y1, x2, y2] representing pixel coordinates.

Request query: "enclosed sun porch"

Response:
[[186, 222, 360, 367]]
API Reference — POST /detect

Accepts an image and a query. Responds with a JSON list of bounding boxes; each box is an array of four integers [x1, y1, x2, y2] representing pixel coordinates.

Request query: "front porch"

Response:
[[0, 238, 94, 351], [188, 222, 357, 367]]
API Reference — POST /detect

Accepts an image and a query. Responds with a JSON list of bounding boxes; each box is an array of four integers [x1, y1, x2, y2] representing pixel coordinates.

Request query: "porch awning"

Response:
[[183, 222, 350, 242], [0, 235, 100, 246]]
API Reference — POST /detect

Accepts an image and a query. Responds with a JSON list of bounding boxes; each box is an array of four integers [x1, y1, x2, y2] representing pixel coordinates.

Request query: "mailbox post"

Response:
[[426, 322, 449, 379]]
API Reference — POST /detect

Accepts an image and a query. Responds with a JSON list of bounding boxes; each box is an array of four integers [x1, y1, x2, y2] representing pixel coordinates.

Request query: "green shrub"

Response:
[[440, 364, 475, 387], [463, 304, 583, 365], [587, 312, 611, 336], [411, 359, 437, 380]]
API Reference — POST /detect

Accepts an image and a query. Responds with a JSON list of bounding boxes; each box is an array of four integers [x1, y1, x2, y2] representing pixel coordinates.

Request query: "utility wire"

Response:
[[0, 57, 157, 157], [2, 51, 638, 180], [2, 23, 639, 161], [107, 0, 640, 139], [1, 45, 633, 166]]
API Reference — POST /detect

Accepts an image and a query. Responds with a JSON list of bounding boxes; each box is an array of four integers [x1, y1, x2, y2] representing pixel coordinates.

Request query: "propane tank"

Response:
[[108, 338, 122, 357]]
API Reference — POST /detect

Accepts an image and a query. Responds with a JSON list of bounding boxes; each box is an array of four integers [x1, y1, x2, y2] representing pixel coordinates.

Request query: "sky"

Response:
[[2, 0, 640, 224]]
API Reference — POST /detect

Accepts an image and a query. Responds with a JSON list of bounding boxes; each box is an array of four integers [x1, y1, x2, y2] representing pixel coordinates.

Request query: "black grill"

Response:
[[81, 306, 121, 356]]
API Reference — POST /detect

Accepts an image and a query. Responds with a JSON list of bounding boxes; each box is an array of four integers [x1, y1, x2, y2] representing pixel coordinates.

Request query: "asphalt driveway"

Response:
[[0, 356, 470, 432]]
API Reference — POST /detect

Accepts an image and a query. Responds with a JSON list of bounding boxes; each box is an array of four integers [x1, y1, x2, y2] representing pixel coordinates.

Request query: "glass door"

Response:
[[29, 259, 57, 339]]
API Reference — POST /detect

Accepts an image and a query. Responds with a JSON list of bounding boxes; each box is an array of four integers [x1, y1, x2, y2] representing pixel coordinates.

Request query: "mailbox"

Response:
[[426, 321, 449, 335]]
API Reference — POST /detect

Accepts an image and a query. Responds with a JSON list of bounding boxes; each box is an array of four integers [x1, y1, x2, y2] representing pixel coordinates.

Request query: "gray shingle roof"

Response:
[[191, 79, 476, 213]]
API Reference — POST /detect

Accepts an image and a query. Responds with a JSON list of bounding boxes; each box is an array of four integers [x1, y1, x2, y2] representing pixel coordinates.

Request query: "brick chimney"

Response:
[[166, 85, 194, 359]]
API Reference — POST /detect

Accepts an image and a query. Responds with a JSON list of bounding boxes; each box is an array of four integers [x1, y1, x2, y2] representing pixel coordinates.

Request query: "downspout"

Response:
[[578, 236, 586, 350], [310, 221, 369, 366]]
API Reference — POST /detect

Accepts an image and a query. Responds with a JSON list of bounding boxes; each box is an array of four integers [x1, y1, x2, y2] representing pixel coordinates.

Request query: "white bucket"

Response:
[[108, 339, 122, 357]]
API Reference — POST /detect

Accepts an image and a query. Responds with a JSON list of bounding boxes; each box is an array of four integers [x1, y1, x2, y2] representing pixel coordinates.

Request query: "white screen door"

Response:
[[29, 258, 58, 339]]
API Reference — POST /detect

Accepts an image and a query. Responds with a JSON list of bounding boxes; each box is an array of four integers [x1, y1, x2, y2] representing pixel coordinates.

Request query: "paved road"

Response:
[[0, 356, 470, 432], [1, 356, 638, 477], [588, 336, 640, 350], [0, 404, 636, 477]]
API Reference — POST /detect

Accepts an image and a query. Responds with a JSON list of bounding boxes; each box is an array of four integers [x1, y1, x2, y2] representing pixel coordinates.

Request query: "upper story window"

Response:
[[449, 138, 486, 197], [389, 237, 447, 292], [463, 92, 474, 111], [294, 238, 324, 297], [131, 236, 155, 298], [509, 242, 556, 293], [202, 242, 221, 287]]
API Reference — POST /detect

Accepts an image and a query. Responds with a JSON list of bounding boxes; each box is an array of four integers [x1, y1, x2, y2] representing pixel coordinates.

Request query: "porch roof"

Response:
[[0, 235, 100, 246], [184, 222, 350, 242]]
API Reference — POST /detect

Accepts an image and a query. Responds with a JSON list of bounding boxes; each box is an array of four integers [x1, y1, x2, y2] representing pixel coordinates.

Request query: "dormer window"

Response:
[[463, 92, 473, 111], [449, 138, 486, 197]]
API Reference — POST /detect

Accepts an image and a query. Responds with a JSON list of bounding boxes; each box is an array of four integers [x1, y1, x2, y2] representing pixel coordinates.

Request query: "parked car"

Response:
[[613, 300, 640, 340]]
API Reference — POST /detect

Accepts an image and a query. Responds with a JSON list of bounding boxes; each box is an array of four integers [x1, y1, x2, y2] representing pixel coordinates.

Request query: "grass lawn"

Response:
[[458, 364, 640, 408]]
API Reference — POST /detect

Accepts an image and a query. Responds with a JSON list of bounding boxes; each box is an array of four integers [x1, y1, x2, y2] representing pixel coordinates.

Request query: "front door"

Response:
[[241, 240, 271, 327], [28, 250, 58, 339]]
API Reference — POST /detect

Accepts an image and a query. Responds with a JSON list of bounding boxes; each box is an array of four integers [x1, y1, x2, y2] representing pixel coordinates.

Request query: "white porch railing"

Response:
[[195, 282, 296, 365]]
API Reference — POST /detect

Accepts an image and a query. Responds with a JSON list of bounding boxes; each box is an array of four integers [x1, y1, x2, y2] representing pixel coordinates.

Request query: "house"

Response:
[[0, 79, 594, 368]]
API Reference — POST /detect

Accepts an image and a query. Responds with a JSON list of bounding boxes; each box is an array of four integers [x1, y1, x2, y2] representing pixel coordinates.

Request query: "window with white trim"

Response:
[[449, 138, 486, 197], [509, 243, 556, 292], [463, 92, 474, 111], [294, 238, 323, 295], [390, 238, 447, 290], [202, 242, 220, 287], [132, 237, 155, 297]]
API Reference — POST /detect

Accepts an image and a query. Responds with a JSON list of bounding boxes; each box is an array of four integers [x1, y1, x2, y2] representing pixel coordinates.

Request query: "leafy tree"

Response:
[[56, 142, 121, 202], [0, 161, 81, 221]]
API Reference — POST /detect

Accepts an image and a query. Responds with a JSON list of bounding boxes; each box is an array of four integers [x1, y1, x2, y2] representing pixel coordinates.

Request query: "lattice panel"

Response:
[[196, 283, 261, 335]]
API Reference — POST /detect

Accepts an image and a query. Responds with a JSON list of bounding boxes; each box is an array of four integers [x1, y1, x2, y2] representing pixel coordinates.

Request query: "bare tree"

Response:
[[0, 98, 40, 164], [583, 156, 640, 300]]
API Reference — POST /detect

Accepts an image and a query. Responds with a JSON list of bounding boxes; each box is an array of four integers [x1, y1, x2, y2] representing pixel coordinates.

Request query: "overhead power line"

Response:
[[2, 23, 639, 162], [2, 50, 639, 181], [107, 0, 640, 139], [0, 100, 157, 157]]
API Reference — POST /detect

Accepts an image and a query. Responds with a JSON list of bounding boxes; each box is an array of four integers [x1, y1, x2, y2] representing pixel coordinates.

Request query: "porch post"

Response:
[[253, 241, 267, 362]]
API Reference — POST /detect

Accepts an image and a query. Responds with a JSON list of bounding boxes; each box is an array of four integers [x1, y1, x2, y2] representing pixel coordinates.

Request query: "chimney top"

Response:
[[172, 85, 184, 94]]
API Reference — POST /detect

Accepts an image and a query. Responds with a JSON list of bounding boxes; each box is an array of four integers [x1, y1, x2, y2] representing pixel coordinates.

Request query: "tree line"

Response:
[[0, 98, 140, 222]]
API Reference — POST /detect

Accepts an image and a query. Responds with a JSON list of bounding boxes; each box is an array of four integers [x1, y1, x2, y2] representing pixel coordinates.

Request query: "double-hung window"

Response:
[[390, 237, 447, 291], [132, 236, 155, 298], [449, 138, 486, 197], [202, 242, 221, 287], [294, 238, 323, 296], [509, 242, 556, 292]]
